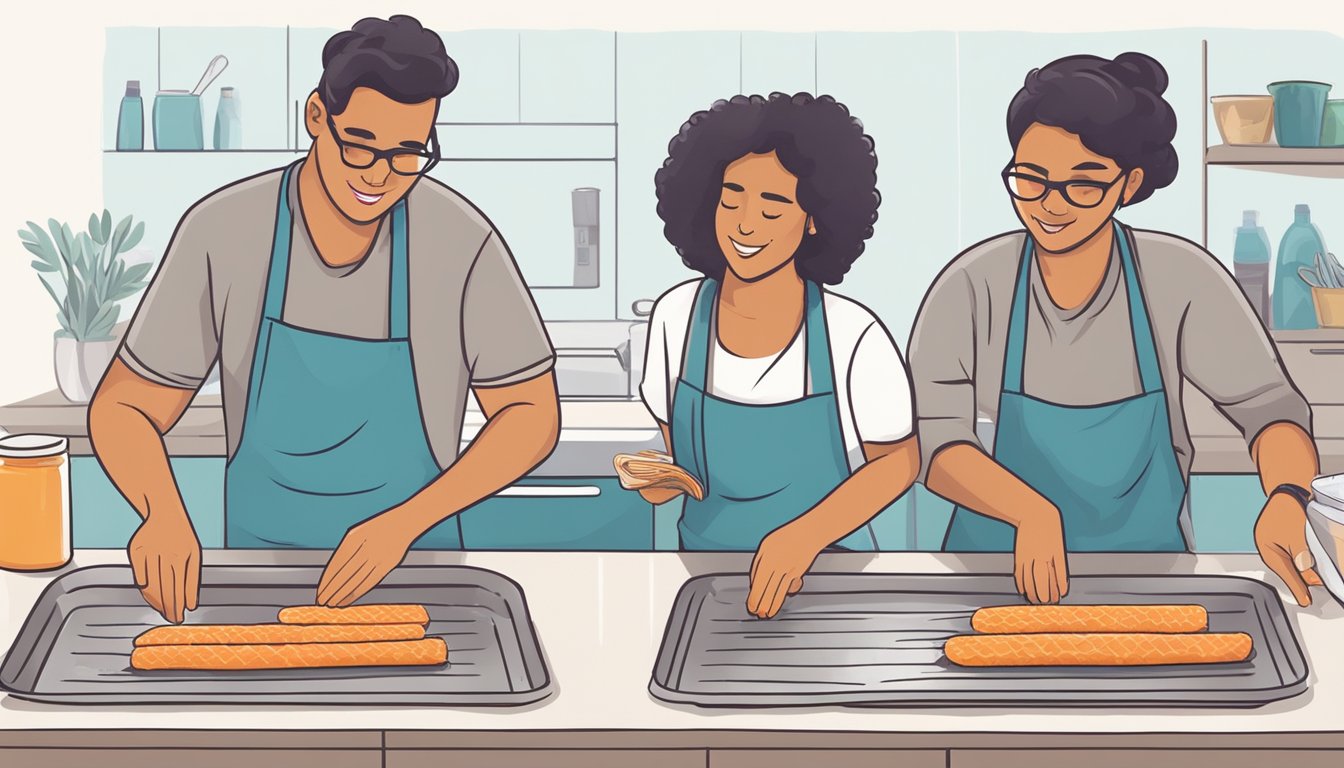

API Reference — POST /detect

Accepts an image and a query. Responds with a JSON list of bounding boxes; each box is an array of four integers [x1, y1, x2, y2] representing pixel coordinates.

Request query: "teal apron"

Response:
[[942, 222, 1187, 552], [225, 163, 459, 549], [671, 279, 877, 552]]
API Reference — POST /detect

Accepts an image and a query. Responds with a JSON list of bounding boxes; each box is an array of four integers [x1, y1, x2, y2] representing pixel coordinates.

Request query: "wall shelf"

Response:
[[1206, 144, 1344, 178]]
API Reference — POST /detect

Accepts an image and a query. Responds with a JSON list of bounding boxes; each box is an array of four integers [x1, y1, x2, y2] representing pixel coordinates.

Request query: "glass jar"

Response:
[[0, 434, 71, 571]]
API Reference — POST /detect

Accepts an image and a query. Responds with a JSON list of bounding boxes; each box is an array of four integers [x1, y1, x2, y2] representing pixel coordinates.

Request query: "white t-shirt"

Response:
[[639, 279, 915, 471]]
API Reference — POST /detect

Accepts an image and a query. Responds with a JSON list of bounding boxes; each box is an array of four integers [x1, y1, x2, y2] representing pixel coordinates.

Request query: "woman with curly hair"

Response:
[[909, 53, 1322, 607], [640, 92, 920, 617]]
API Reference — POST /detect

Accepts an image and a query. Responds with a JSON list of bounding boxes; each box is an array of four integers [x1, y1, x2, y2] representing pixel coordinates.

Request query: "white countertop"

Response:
[[2, 550, 1342, 733]]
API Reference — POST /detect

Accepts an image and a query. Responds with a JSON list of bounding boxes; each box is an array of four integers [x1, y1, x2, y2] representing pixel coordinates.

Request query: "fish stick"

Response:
[[130, 638, 448, 671], [971, 604, 1208, 634], [134, 623, 425, 647], [278, 604, 430, 626], [944, 632, 1252, 667]]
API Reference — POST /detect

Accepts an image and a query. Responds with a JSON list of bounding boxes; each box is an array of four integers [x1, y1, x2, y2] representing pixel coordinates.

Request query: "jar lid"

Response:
[[0, 433, 68, 458]]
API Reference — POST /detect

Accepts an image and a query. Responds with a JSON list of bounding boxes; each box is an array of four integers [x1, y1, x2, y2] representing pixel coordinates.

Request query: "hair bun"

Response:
[[1113, 52, 1168, 95]]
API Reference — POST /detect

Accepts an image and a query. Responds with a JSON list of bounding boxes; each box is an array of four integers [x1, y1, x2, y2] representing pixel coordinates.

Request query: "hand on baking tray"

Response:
[[1255, 492, 1325, 607], [1013, 505, 1069, 605], [317, 508, 419, 607], [746, 522, 824, 619], [127, 511, 202, 624]]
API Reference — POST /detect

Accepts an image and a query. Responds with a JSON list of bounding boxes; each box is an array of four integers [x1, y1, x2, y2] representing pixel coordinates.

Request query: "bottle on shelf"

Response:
[[115, 80, 144, 151], [1272, 204, 1327, 330], [213, 87, 241, 150], [1233, 210, 1272, 327]]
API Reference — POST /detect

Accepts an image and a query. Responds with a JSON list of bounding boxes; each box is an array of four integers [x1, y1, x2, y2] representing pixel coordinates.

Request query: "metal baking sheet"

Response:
[[650, 573, 1309, 708], [1, 564, 552, 706]]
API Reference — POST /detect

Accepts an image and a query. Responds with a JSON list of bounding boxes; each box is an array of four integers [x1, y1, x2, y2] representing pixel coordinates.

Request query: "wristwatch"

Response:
[[1270, 483, 1313, 511]]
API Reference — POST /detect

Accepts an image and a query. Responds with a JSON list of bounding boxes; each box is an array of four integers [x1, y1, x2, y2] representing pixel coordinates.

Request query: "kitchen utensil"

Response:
[[1321, 99, 1344, 147], [651, 573, 1308, 708], [1211, 95, 1275, 145], [1312, 286, 1344, 328], [0, 434, 70, 572], [1268, 80, 1331, 148], [191, 54, 229, 96], [1273, 204, 1327, 330], [0, 564, 552, 705], [1234, 211, 1272, 324]]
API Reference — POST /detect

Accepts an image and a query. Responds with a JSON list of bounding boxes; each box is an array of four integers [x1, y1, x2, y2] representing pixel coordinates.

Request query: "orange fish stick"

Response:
[[971, 604, 1208, 634], [131, 638, 448, 671], [278, 604, 430, 626], [134, 623, 425, 647], [945, 632, 1252, 667]]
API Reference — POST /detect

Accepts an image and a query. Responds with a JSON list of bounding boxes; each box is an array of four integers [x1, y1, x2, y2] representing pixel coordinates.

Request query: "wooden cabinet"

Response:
[[951, 750, 1344, 768], [387, 749, 706, 768], [0, 750, 379, 768]]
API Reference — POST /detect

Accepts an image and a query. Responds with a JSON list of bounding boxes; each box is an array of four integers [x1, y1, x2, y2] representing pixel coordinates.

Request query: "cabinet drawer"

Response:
[[951, 749, 1344, 768], [713, 749, 945, 768], [0, 750, 378, 768], [388, 749, 704, 768], [458, 478, 652, 549], [1279, 341, 1344, 405]]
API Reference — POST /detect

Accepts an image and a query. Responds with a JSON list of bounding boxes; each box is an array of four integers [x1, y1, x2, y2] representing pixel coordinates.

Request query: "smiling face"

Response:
[[307, 86, 438, 224], [715, 151, 813, 282], [1008, 123, 1144, 254]]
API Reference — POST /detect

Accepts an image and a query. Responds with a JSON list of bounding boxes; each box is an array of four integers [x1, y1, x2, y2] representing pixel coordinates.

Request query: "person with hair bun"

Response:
[[909, 52, 1323, 607]]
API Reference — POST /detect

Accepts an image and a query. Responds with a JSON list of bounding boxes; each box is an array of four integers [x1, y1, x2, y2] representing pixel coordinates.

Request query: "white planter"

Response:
[[54, 334, 119, 404]]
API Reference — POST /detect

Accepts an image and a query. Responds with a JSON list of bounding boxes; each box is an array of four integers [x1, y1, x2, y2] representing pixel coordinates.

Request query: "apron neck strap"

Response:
[[261, 162, 411, 340], [1003, 221, 1163, 395], [682, 277, 835, 395]]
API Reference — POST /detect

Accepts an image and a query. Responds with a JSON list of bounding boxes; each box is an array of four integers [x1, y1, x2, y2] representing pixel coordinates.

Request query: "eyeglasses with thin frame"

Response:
[[1001, 162, 1128, 209], [325, 113, 440, 176]]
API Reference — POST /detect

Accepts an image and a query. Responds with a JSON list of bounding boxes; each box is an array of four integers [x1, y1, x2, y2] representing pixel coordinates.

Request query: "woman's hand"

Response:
[[317, 508, 422, 607], [747, 523, 825, 619], [1014, 505, 1068, 604], [1255, 492, 1323, 607]]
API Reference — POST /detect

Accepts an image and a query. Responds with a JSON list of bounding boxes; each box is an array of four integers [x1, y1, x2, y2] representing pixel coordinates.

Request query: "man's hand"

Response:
[[1014, 505, 1069, 604], [1255, 492, 1324, 607], [128, 512, 201, 624], [747, 523, 825, 619], [317, 508, 421, 607]]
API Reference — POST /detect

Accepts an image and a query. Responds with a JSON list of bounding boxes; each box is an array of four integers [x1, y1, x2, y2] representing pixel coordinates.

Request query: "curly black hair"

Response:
[[1007, 52, 1178, 206], [319, 15, 460, 116], [654, 93, 880, 285]]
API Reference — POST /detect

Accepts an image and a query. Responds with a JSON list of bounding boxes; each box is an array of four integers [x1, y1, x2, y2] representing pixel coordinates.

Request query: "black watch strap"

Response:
[[1270, 483, 1313, 510]]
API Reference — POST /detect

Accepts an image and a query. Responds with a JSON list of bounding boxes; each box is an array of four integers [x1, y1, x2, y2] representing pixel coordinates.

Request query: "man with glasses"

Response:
[[908, 52, 1322, 607], [90, 16, 559, 622]]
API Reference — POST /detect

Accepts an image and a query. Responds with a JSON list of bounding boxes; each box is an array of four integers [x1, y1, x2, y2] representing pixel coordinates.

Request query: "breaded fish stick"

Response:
[[945, 632, 1252, 667], [134, 623, 425, 647], [131, 638, 448, 671], [971, 604, 1208, 634], [278, 604, 430, 626]]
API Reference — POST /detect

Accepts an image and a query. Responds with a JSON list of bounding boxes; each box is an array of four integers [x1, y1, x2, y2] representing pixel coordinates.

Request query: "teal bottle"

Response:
[[1233, 211, 1271, 326], [1272, 204, 1326, 330], [115, 80, 143, 151]]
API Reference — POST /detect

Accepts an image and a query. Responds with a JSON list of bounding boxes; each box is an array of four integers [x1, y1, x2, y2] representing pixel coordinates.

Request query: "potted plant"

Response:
[[17, 212, 152, 403]]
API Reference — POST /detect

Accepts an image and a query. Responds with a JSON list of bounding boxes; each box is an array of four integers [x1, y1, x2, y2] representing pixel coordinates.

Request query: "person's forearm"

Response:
[[790, 439, 920, 546], [392, 402, 560, 533], [925, 443, 1057, 527], [88, 399, 190, 523], [1252, 422, 1320, 495]]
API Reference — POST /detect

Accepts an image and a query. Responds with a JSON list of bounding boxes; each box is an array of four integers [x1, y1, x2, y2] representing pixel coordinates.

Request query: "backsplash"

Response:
[[104, 26, 1344, 342]]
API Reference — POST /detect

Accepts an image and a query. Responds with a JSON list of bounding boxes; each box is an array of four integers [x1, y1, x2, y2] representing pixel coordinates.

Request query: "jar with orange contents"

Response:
[[0, 434, 71, 572]]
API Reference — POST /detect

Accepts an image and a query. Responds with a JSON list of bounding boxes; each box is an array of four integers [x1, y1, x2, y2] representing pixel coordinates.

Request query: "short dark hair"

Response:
[[318, 15, 459, 116], [1007, 52, 1178, 206], [655, 93, 880, 285]]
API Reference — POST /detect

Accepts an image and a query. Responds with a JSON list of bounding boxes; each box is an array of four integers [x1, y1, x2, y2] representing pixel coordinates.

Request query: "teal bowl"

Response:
[[1322, 99, 1344, 148], [1268, 80, 1331, 148]]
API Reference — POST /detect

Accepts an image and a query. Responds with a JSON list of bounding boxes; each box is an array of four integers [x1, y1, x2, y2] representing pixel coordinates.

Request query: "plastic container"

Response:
[[1322, 99, 1344, 148], [115, 80, 144, 151], [153, 90, 203, 150], [1273, 204, 1326, 330], [1307, 474, 1344, 607], [1233, 210, 1272, 325], [1211, 95, 1275, 145], [213, 87, 241, 150], [1268, 81, 1331, 148], [0, 434, 71, 572]]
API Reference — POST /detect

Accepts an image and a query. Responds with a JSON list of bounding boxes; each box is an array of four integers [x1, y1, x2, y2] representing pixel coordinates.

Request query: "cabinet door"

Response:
[[388, 749, 705, 768], [458, 478, 653, 550], [713, 749, 945, 768], [951, 749, 1344, 768], [0, 750, 378, 768], [71, 457, 224, 548], [520, 31, 615, 123]]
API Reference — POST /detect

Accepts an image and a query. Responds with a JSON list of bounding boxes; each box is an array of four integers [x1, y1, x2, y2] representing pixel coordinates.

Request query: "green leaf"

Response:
[[18, 229, 37, 245], [56, 311, 73, 338], [23, 222, 59, 270], [87, 213, 104, 245], [89, 302, 117, 335], [111, 216, 132, 256], [21, 241, 50, 259], [36, 273, 64, 309], [101, 210, 113, 242], [31, 259, 58, 273], [122, 220, 145, 253], [121, 261, 152, 286]]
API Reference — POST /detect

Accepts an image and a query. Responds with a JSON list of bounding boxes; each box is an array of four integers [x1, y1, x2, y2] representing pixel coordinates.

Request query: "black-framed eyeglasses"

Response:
[[1001, 162, 1127, 209], [325, 113, 440, 176]]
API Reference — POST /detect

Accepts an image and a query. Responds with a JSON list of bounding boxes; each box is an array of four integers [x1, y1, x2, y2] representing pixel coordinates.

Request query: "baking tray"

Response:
[[0, 564, 552, 706], [650, 573, 1309, 708]]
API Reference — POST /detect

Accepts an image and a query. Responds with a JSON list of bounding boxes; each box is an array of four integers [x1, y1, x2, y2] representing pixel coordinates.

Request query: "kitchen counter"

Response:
[[2, 550, 1344, 764]]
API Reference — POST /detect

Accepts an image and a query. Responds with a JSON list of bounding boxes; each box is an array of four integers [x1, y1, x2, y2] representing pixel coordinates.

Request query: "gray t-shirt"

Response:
[[120, 162, 555, 467], [908, 226, 1312, 483]]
